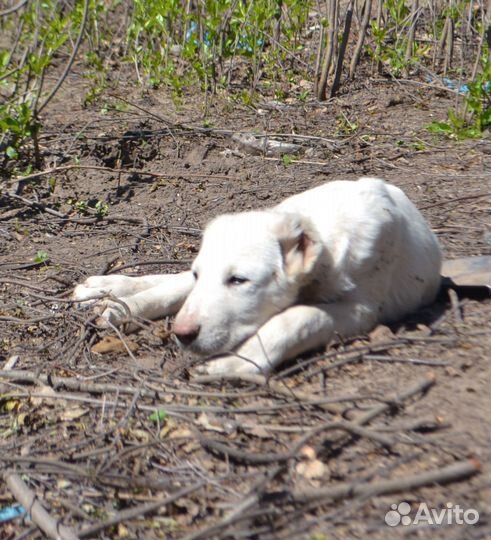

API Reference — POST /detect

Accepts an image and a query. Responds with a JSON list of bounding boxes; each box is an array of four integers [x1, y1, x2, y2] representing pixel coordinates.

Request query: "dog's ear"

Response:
[[275, 214, 321, 279]]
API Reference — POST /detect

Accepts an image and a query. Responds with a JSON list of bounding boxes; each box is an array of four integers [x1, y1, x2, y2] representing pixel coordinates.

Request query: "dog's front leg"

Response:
[[200, 301, 376, 375], [73, 271, 194, 328]]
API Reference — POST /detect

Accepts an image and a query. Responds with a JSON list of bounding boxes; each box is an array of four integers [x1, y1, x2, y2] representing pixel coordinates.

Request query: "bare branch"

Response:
[[37, 0, 89, 113], [0, 0, 27, 18], [77, 481, 205, 538], [5, 472, 80, 540], [292, 459, 480, 503]]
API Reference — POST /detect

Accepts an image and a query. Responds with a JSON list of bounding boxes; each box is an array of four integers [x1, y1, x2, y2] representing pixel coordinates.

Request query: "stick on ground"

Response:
[[293, 458, 480, 503], [5, 472, 80, 540]]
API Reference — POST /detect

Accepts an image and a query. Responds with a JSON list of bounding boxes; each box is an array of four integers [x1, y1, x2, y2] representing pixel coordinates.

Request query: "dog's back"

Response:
[[276, 178, 442, 322]]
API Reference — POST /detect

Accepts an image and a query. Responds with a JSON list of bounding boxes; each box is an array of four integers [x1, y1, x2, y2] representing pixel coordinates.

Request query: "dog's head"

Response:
[[172, 210, 322, 355]]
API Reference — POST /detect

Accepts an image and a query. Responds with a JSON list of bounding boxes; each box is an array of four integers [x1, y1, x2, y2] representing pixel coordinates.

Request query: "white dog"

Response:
[[73, 178, 442, 374]]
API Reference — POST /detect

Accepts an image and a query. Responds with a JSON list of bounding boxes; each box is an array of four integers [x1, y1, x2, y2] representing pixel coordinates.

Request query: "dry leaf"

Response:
[[445, 366, 461, 377], [20, 442, 33, 456], [152, 323, 172, 340], [296, 459, 328, 480], [168, 427, 194, 439], [174, 498, 200, 520], [117, 524, 130, 538], [129, 429, 150, 442], [57, 479, 72, 489], [4, 398, 21, 412], [135, 355, 161, 369], [299, 445, 316, 460], [31, 384, 62, 407], [4, 355, 19, 370], [16, 412, 28, 427], [60, 406, 89, 421], [368, 325, 394, 344], [297, 445, 329, 481], [91, 335, 139, 354], [247, 425, 272, 439], [231, 133, 301, 156], [182, 440, 200, 454], [196, 413, 235, 434], [158, 418, 176, 439]]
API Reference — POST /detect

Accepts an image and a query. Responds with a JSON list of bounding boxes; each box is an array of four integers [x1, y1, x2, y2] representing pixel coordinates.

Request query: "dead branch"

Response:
[[198, 419, 393, 465], [0, 278, 59, 293], [317, 0, 338, 100], [0, 0, 27, 17], [0, 314, 62, 324], [354, 374, 436, 426], [419, 191, 491, 210], [349, 0, 372, 78], [292, 338, 408, 380], [404, 0, 419, 77], [37, 0, 89, 114], [183, 376, 440, 539], [192, 372, 343, 415], [436, 15, 450, 70], [292, 458, 480, 503], [77, 481, 205, 538], [7, 164, 237, 188], [6, 192, 68, 218], [314, 24, 325, 96], [373, 416, 449, 433], [444, 16, 455, 74], [330, 0, 354, 97], [374, 0, 383, 74], [0, 387, 370, 418], [5, 472, 80, 540], [363, 354, 449, 366], [1, 369, 322, 403], [181, 463, 285, 540], [198, 376, 436, 465]]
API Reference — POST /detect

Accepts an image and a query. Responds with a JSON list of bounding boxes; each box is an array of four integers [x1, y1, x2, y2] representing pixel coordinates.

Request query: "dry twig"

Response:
[[330, 0, 354, 97], [77, 481, 205, 538], [292, 458, 480, 503], [5, 472, 80, 540]]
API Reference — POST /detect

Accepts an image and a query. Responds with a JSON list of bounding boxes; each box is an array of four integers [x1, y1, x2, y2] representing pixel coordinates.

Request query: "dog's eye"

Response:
[[192, 270, 199, 280], [227, 275, 249, 286]]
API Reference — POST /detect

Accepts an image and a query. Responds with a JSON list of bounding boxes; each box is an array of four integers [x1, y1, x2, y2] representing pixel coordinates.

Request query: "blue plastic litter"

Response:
[[186, 21, 210, 46], [426, 75, 491, 94], [0, 504, 26, 523], [185, 21, 263, 52], [442, 77, 469, 93]]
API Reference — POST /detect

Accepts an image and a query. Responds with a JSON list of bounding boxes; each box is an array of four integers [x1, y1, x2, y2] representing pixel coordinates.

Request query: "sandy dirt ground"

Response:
[[0, 72, 490, 539]]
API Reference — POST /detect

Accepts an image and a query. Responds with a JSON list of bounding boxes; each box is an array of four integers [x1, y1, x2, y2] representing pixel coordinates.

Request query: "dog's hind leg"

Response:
[[73, 271, 194, 328], [199, 300, 377, 375]]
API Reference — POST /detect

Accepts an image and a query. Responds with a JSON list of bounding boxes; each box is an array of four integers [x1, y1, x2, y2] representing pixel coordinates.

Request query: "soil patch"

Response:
[[1, 78, 490, 539]]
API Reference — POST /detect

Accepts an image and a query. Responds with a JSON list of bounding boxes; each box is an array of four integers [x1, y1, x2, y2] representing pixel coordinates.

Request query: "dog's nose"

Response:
[[173, 321, 201, 346]]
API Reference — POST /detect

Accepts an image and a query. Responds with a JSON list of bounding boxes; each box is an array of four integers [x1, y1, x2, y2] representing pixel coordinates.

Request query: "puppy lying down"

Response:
[[73, 178, 442, 374]]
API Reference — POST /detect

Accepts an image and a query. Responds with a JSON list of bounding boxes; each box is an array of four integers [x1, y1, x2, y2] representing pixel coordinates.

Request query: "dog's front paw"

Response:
[[73, 277, 115, 306], [196, 355, 262, 376], [73, 276, 134, 328], [93, 299, 131, 328], [73, 275, 139, 303]]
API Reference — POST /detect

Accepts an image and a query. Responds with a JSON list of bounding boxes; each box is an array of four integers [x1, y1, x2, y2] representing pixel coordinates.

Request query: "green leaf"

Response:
[[481, 107, 491, 128], [282, 154, 293, 166], [149, 409, 168, 424], [6, 146, 18, 159], [33, 250, 49, 264], [48, 177, 56, 193], [426, 122, 453, 135]]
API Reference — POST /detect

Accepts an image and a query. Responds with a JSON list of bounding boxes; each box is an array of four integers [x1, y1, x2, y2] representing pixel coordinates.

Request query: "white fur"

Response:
[[73, 178, 442, 374]]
